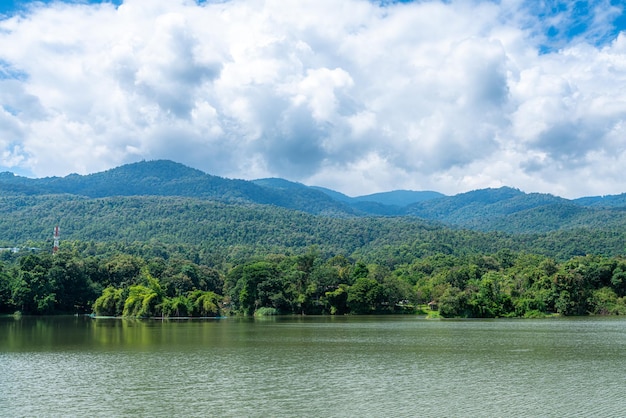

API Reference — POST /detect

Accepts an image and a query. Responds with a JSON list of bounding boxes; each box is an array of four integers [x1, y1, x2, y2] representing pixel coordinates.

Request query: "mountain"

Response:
[[404, 188, 562, 228], [2, 160, 626, 236], [573, 193, 626, 208], [252, 177, 309, 190], [309, 186, 353, 203], [311, 186, 445, 206], [403, 187, 626, 233], [3, 193, 626, 262], [0, 161, 445, 217], [309, 186, 445, 215], [0, 160, 356, 216], [0, 193, 452, 258], [251, 179, 444, 215], [353, 190, 445, 206]]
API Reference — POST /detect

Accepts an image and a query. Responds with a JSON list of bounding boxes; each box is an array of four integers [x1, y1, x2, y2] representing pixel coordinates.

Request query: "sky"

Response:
[[1, 0, 626, 198]]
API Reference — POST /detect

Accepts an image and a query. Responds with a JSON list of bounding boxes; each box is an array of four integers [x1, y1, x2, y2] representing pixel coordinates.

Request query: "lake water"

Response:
[[2, 315, 626, 417]]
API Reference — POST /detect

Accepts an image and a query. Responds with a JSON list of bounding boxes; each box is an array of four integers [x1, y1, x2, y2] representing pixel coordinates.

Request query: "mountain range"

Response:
[[1, 159, 625, 235]]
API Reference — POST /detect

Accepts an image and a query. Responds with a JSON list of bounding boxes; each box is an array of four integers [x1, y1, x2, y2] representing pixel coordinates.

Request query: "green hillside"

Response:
[[3, 161, 626, 319], [1, 160, 626, 262], [0, 160, 355, 216]]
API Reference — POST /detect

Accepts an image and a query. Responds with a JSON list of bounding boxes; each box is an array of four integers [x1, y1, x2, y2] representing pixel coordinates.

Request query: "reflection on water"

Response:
[[2, 315, 626, 417]]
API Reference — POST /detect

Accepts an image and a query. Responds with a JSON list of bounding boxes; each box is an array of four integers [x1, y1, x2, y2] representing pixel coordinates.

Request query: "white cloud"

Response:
[[0, 0, 625, 198]]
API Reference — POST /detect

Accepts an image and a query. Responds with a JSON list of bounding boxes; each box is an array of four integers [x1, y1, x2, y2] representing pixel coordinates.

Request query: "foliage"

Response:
[[188, 290, 222, 317], [254, 307, 279, 316], [93, 287, 125, 316], [4, 243, 626, 318]]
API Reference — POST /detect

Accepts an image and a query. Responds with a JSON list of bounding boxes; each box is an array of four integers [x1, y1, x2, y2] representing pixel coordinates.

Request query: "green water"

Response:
[[2, 315, 626, 417]]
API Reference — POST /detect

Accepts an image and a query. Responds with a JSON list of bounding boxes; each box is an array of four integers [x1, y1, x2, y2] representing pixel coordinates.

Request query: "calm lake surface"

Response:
[[2, 315, 626, 417]]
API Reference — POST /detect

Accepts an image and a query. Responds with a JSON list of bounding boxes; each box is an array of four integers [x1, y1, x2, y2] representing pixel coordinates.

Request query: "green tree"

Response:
[[230, 261, 279, 315], [324, 284, 349, 315], [0, 262, 13, 313], [381, 276, 416, 312], [468, 272, 512, 317], [610, 260, 626, 296], [11, 254, 56, 314], [189, 290, 222, 317], [104, 254, 144, 287], [160, 295, 192, 317], [438, 286, 469, 318], [551, 268, 591, 315], [93, 286, 125, 316], [347, 278, 384, 314], [122, 269, 165, 317], [590, 287, 626, 315]]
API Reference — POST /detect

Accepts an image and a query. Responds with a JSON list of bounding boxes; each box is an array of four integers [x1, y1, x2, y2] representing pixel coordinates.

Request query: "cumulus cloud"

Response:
[[0, 0, 625, 197]]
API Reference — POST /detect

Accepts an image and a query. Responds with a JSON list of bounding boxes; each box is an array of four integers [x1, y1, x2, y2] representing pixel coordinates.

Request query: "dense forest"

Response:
[[2, 160, 626, 318], [2, 242, 626, 318]]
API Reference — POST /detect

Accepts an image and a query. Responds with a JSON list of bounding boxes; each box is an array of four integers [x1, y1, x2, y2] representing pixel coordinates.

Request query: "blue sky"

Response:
[[532, 0, 626, 51], [1, 0, 626, 198], [0, 0, 122, 14]]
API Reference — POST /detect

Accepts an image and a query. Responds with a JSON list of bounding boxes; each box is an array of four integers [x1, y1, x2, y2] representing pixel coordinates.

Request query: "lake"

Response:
[[2, 315, 626, 417]]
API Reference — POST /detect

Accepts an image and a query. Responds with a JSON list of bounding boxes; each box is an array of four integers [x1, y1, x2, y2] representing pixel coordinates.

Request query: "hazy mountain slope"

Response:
[[0, 180, 43, 195], [353, 190, 445, 206], [309, 186, 353, 203], [252, 178, 308, 190], [35, 160, 274, 200], [310, 187, 446, 206], [250, 177, 357, 215], [400, 187, 626, 233], [573, 193, 626, 208], [405, 188, 566, 225], [349, 190, 445, 215]]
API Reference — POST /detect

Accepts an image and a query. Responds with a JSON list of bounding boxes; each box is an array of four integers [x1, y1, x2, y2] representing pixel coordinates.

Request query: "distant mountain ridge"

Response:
[[1, 159, 626, 233], [253, 178, 445, 215], [0, 160, 356, 216]]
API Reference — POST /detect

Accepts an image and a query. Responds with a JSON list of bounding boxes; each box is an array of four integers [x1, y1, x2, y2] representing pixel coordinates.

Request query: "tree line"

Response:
[[2, 244, 626, 318]]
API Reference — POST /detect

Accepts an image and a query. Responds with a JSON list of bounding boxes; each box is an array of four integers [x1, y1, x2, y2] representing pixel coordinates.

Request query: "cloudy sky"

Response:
[[1, 0, 625, 198]]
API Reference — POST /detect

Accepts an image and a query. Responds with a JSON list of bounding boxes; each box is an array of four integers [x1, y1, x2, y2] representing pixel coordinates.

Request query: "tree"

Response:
[[10, 254, 56, 314], [551, 268, 591, 315], [0, 262, 14, 313], [381, 276, 416, 312], [438, 287, 469, 318], [47, 254, 98, 313], [347, 278, 384, 314], [352, 261, 369, 281], [324, 284, 349, 315], [122, 269, 165, 317], [160, 295, 192, 317], [93, 286, 125, 316], [467, 272, 512, 317], [231, 261, 279, 315], [104, 254, 144, 287], [189, 290, 222, 317], [590, 287, 626, 315], [610, 260, 626, 296]]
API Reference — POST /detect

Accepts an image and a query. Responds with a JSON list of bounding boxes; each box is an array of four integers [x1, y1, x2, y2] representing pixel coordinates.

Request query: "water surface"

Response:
[[2, 315, 625, 417]]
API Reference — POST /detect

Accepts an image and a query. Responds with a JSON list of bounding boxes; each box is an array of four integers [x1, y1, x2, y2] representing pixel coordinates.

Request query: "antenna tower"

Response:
[[53, 225, 60, 254]]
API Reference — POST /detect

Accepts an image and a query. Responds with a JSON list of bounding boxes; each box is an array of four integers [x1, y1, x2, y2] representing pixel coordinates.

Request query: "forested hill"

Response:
[[5, 161, 626, 319], [2, 159, 626, 234], [0, 160, 355, 216], [403, 188, 626, 233]]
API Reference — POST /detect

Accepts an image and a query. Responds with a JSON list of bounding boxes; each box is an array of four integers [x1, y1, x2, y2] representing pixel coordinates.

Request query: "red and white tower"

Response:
[[53, 225, 60, 254]]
